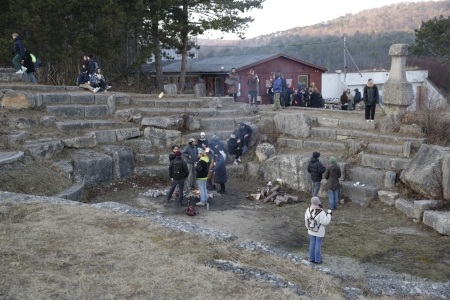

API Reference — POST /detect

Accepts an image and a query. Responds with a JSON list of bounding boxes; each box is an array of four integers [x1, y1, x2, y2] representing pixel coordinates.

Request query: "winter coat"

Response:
[[88, 60, 97, 75], [209, 140, 225, 153], [77, 73, 90, 85], [197, 138, 208, 149], [324, 162, 341, 190], [182, 144, 198, 164], [13, 36, 25, 57], [196, 156, 209, 180], [92, 73, 106, 86], [309, 91, 320, 108], [228, 72, 239, 94], [227, 137, 241, 155], [169, 153, 176, 161], [210, 154, 227, 184], [363, 85, 379, 105], [307, 157, 326, 182], [273, 77, 282, 93], [238, 124, 253, 139], [22, 52, 35, 74], [247, 73, 258, 91], [354, 91, 362, 104], [281, 77, 287, 99], [168, 156, 189, 179], [340, 94, 349, 105], [305, 208, 331, 237]]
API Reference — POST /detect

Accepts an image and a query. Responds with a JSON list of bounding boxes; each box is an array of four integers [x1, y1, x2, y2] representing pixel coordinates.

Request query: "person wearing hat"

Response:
[[237, 122, 253, 154], [197, 132, 208, 150], [205, 148, 215, 190], [195, 149, 209, 205], [324, 156, 341, 210], [182, 138, 198, 190], [307, 151, 326, 197], [77, 67, 94, 91], [166, 150, 189, 206], [353, 88, 362, 110], [305, 197, 332, 264], [209, 149, 227, 194]]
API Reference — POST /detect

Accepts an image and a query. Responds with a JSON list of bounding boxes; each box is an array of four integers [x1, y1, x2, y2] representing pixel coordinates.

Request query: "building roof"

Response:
[[141, 53, 327, 74]]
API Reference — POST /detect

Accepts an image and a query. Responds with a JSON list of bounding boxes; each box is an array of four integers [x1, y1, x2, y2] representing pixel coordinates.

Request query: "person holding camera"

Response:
[[305, 197, 332, 264]]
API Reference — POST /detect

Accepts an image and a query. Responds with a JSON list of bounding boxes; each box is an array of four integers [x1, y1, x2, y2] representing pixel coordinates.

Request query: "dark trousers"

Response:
[[229, 93, 237, 102], [167, 177, 185, 203], [239, 134, 251, 148], [232, 148, 242, 159], [219, 183, 225, 192], [365, 104, 376, 120], [341, 105, 348, 110]]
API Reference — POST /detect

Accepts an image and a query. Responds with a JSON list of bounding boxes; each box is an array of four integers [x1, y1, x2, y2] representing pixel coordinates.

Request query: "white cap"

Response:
[[200, 132, 205, 136]]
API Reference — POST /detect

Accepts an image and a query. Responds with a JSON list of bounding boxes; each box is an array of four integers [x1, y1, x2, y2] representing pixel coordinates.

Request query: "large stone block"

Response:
[[144, 127, 181, 149], [69, 92, 94, 104], [1, 90, 35, 109], [340, 181, 378, 206], [85, 105, 109, 117], [93, 130, 117, 144], [247, 162, 262, 179], [384, 171, 397, 188], [339, 119, 375, 130], [362, 154, 411, 170], [303, 140, 346, 152], [102, 145, 134, 180], [285, 139, 303, 149], [395, 198, 415, 218], [378, 190, 399, 206], [255, 143, 275, 162], [56, 120, 92, 131], [124, 140, 152, 153], [317, 117, 339, 127], [72, 150, 112, 187], [113, 93, 130, 105], [368, 143, 403, 157], [0, 130, 28, 147], [310, 127, 337, 140], [413, 200, 441, 221], [349, 167, 384, 187], [94, 94, 110, 104], [23, 138, 64, 159], [201, 118, 235, 130], [189, 99, 204, 108], [134, 154, 156, 163], [134, 165, 167, 178], [274, 113, 310, 138], [400, 144, 450, 199], [184, 115, 200, 130], [54, 183, 85, 202], [116, 128, 141, 141], [46, 105, 85, 117], [141, 117, 183, 130], [41, 93, 71, 105], [63, 132, 98, 148], [423, 211, 450, 235]]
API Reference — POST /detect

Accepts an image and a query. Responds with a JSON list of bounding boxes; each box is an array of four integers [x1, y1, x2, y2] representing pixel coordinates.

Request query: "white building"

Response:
[[322, 70, 446, 111]]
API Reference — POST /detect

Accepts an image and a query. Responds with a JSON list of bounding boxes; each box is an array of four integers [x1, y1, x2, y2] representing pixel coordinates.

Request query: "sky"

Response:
[[200, 0, 429, 40]]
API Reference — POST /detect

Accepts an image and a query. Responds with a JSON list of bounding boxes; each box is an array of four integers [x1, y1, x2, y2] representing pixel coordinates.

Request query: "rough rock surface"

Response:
[[255, 143, 275, 162], [274, 113, 311, 138]]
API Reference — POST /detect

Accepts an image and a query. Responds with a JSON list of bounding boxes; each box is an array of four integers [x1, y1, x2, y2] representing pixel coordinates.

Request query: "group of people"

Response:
[[165, 123, 253, 206], [11, 33, 39, 84], [77, 55, 111, 93], [305, 151, 341, 264]]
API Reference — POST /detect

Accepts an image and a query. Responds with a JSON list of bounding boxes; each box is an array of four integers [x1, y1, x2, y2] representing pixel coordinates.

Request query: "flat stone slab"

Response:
[[0, 130, 29, 147], [350, 167, 385, 188], [54, 183, 85, 202], [310, 127, 337, 140], [395, 198, 415, 218], [414, 200, 441, 221], [46, 105, 85, 117], [361, 154, 411, 170], [41, 93, 71, 105], [378, 190, 400, 206], [423, 211, 450, 235], [72, 150, 112, 187], [367, 143, 404, 157], [341, 181, 378, 206], [338, 119, 376, 130], [134, 165, 167, 178], [69, 92, 94, 104], [136, 108, 217, 118], [0, 151, 24, 165], [200, 118, 235, 130], [302, 140, 346, 151], [22, 138, 64, 159]]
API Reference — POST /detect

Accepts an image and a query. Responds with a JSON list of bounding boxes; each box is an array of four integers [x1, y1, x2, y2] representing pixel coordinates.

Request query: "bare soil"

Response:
[[85, 175, 450, 283]]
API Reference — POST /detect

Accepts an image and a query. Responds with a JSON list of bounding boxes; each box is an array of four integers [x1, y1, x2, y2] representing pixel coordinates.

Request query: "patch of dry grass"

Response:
[[0, 202, 438, 299]]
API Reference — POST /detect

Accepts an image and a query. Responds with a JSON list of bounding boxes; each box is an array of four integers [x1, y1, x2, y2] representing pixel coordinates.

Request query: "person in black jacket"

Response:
[[353, 88, 362, 110], [12, 33, 27, 74], [237, 122, 253, 154], [227, 134, 242, 165], [307, 151, 326, 197], [22, 50, 37, 84], [166, 150, 189, 206], [363, 79, 380, 122]]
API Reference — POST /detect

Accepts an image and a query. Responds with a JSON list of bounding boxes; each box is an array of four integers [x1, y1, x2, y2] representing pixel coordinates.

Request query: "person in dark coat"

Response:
[[363, 79, 380, 122], [227, 134, 242, 165], [247, 68, 258, 106], [209, 135, 226, 159], [237, 122, 253, 154], [280, 73, 287, 108], [353, 88, 362, 110], [324, 156, 341, 210], [22, 50, 37, 84], [197, 132, 208, 150], [227, 67, 240, 102], [77, 67, 94, 91], [209, 151, 227, 194], [166, 150, 189, 206], [12, 33, 27, 74], [340, 91, 349, 110], [307, 151, 326, 197], [309, 87, 320, 108], [182, 138, 198, 190]]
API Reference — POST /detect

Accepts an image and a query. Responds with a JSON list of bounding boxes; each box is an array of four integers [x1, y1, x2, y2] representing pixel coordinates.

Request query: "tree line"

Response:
[[0, 0, 264, 92]]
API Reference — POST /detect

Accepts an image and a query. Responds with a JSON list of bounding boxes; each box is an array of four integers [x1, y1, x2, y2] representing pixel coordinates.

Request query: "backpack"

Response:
[[307, 208, 321, 232], [185, 205, 197, 216], [172, 159, 183, 180], [93, 60, 99, 70]]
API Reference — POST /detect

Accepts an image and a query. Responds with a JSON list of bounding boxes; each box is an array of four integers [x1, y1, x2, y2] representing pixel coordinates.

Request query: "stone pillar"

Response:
[[383, 44, 414, 115]]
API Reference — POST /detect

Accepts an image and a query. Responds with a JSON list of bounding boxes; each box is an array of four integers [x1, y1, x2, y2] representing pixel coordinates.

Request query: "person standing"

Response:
[[345, 88, 354, 111], [340, 91, 349, 110], [169, 145, 180, 198], [209, 135, 226, 159], [305, 197, 332, 264], [205, 148, 215, 190], [363, 79, 380, 122], [166, 150, 189, 206], [309, 86, 320, 108], [22, 50, 37, 84], [280, 73, 287, 108], [247, 68, 258, 106], [209, 151, 227, 194], [307, 151, 326, 197], [324, 156, 341, 210], [182, 138, 198, 190], [12, 33, 27, 74], [195, 149, 209, 206], [353, 88, 362, 110], [273, 73, 282, 110], [228, 67, 239, 102]]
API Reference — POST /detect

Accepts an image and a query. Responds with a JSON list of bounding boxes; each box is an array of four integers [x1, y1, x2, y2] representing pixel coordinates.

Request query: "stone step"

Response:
[[200, 117, 236, 131], [0, 151, 24, 165], [55, 120, 122, 131], [278, 137, 346, 152], [349, 167, 397, 189], [135, 107, 217, 118], [341, 181, 378, 206], [182, 130, 233, 145], [46, 105, 111, 117], [54, 183, 85, 201], [0, 83, 78, 92], [361, 153, 411, 170], [0, 68, 22, 82], [316, 117, 377, 130]]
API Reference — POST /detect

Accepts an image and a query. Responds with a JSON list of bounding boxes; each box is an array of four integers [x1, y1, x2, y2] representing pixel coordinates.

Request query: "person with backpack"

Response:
[[305, 197, 332, 264], [21, 50, 37, 84], [324, 156, 341, 210], [209, 150, 227, 194], [166, 150, 189, 206], [307, 151, 326, 197], [195, 149, 209, 206]]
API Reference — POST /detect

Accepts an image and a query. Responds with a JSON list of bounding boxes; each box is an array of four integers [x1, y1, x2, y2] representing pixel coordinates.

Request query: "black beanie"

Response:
[[313, 151, 320, 158]]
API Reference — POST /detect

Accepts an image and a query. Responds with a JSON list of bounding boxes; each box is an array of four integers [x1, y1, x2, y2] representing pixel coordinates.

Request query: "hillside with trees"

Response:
[[198, 0, 450, 72]]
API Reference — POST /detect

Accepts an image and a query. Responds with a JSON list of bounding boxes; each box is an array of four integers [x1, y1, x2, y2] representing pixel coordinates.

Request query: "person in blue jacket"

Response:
[[273, 73, 282, 110]]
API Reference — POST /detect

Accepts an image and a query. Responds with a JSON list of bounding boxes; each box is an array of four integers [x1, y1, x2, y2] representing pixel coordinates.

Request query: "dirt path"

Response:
[[87, 177, 450, 283]]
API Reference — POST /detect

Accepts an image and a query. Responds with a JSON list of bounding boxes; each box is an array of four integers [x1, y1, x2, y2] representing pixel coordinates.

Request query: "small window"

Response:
[[298, 75, 308, 89], [215, 77, 222, 95]]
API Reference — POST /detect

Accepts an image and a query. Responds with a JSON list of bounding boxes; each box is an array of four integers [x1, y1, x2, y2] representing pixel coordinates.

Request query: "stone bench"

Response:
[[341, 181, 378, 206], [361, 153, 411, 170]]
